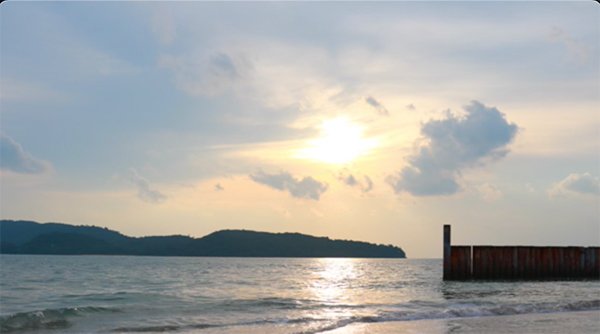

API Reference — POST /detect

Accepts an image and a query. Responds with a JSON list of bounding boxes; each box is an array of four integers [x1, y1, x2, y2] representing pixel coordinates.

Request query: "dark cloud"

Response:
[[406, 104, 416, 111], [549, 173, 600, 197], [128, 169, 167, 204], [214, 183, 224, 191], [0, 133, 47, 174], [365, 96, 389, 116], [250, 171, 328, 200], [388, 101, 518, 196], [338, 171, 373, 193]]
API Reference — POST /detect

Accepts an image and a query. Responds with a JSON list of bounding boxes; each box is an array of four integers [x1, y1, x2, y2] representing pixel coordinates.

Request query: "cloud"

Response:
[[406, 104, 416, 111], [128, 169, 167, 204], [214, 183, 224, 191], [250, 171, 328, 200], [338, 171, 373, 193], [525, 183, 536, 193], [476, 183, 503, 202], [549, 26, 589, 64], [0, 78, 66, 102], [0, 134, 48, 174], [388, 101, 518, 196], [159, 51, 249, 97], [365, 96, 389, 116], [151, 5, 176, 46], [549, 173, 600, 197]]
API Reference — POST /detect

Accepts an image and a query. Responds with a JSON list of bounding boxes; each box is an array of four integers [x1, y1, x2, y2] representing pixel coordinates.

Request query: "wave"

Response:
[[297, 299, 600, 334], [109, 299, 600, 333], [6, 299, 596, 333], [111, 323, 217, 333], [0, 306, 121, 333], [215, 297, 384, 312], [224, 297, 313, 309]]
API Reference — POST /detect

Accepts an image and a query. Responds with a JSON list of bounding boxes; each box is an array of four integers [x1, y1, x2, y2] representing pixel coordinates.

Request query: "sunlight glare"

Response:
[[297, 118, 378, 164]]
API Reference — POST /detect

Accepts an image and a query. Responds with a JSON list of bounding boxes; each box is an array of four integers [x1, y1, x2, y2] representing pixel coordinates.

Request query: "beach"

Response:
[[323, 311, 600, 334]]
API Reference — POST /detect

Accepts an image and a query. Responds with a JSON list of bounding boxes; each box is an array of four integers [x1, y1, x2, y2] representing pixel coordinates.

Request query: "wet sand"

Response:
[[322, 311, 600, 334]]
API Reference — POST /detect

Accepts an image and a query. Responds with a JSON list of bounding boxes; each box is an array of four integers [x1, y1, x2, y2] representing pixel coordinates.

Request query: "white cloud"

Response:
[[0, 134, 49, 174], [525, 183, 536, 193], [160, 39, 346, 114], [388, 101, 518, 196], [250, 171, 328, 200], [476, 183, 503, 202], [549, 173, 600, 197], [128, 169, 167, 204]]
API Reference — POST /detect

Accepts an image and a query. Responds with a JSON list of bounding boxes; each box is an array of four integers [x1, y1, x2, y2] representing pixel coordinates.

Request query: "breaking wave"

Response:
[[108, 299, 600, 333], [0, 306, 120, 333]]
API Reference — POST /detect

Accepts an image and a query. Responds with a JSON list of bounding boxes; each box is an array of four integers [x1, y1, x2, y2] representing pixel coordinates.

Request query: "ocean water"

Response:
[[0, 255, 598, 333]]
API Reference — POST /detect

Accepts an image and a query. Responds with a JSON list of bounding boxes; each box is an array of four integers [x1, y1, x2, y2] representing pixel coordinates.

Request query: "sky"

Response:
[[1, 1, 598, 258]]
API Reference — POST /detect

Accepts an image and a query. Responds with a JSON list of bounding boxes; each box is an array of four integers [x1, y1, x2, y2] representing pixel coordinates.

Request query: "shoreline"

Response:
[[322, 310, 600, 334]]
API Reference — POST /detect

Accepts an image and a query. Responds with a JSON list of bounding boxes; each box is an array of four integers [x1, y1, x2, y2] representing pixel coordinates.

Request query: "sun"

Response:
[[296, 117, 378, 164]]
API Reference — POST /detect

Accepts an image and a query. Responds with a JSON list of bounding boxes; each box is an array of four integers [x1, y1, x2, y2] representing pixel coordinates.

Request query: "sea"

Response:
[[0, 255, 598, 333]]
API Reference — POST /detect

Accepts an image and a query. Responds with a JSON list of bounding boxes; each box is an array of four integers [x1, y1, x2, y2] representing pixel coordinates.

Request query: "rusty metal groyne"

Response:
[[443, 225, 600, 280]]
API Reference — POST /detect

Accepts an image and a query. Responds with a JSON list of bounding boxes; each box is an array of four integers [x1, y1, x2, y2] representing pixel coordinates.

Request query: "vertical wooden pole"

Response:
[[512, 247, 518, 279], [443, 225, 451, 280], [473, 246, 481, 279], [584, 247, 597, 278], [590, 247, 597, 277], [482, 247, 490, 279], [467, 246, 473, 279], [577, 247, 585, 278]]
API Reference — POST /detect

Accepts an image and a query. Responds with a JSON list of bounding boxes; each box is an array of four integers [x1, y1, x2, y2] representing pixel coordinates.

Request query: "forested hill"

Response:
[[0, 220, 406, 258]]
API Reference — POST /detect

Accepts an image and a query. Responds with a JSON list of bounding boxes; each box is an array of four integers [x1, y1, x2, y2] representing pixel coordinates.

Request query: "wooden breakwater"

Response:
[[443, 225, 600, 280]]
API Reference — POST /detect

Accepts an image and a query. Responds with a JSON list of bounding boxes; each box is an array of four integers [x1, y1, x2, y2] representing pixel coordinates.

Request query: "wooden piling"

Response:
[[443, 225, 451, 280], [450, 246, 471, 280], [442, 225, 599, 280], [473, 246, 482, 279]]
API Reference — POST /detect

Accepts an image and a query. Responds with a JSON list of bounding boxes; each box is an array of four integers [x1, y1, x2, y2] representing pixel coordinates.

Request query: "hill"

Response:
[[0, 220, 406, 258]]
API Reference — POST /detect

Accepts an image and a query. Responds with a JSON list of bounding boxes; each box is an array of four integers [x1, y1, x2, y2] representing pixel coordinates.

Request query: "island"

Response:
[[0, 220, 406, 258]]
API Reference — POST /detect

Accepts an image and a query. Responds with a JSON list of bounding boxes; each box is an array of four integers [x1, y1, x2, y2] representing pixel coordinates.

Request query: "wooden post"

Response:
[[443, 225, 451, 280], [473, 246, 482, 279], [584, 247, 596, 277], [450, 246, 471, 279]]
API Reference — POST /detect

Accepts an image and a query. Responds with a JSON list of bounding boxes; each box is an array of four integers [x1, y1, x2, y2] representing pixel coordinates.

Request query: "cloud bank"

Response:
[[549, 173, 600, 197], [388, 101, 518, 196], [128, 169, 167, 204], [250, 171, 328, 200], [0, 134, 48, 174]]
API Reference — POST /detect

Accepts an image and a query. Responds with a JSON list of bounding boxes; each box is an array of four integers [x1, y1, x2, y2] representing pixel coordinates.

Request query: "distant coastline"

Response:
[[0, 220, 406, 258]]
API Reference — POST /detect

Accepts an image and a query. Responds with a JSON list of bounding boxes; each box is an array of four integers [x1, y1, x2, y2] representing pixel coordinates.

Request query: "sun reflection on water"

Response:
[[301, 258, 369, 324], [310, 258, 358, 304]]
